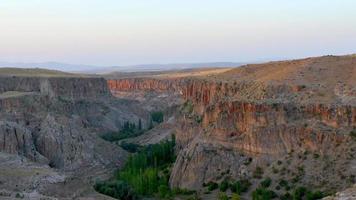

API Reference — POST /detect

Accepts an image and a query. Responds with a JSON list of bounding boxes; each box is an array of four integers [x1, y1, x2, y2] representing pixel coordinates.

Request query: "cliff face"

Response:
[[107, 78, 183, 97], [0, 76, 110, 99], [0, 77, 127, 170], [171, 79, 356, 190], [107, 56, 356, 192], [0, 75, 161, 198]]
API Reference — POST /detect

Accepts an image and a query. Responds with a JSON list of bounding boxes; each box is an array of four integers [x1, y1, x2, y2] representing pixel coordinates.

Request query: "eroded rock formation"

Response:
[[0, 76, 148, 199], [107, 55, 356, 194]]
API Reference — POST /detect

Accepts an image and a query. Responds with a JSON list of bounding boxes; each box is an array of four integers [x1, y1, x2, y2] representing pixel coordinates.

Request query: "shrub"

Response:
[[231, 193, 241, 200], [252, 187, 277, 200], [15, 193, 24, 199], [313, 153, 320, 159], [101, 121, 144, 142], [119, 142, 142, 153], [219, 179, 229, 192], [218, 192, 229, 200], [350, 129, 356, 140], [280, 192, 292, 200], [151, 111, 164, 123], [94, 180, 137, 200], [260, 177, 272, 188], [230, 179, 251, 194], [253, 166, 264, 179], [206, 181, 218, 191], [158, 185, 171, 198], [278, 179, 289, 189], [195, 115, 203, 123], [244, 157, 253, 165], [306, 190, 324, 200], [182, 101, 194, 114], [293, 186, 307, 200], [272, 167, 279, 174]]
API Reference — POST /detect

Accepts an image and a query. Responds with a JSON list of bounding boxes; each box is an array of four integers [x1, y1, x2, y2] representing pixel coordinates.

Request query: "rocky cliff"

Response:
[[0, 75, 149, 199], [107, 55, 356, 195]]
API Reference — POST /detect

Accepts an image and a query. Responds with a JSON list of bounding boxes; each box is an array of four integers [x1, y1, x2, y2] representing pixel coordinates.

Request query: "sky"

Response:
[[1, 0, 356, 67]]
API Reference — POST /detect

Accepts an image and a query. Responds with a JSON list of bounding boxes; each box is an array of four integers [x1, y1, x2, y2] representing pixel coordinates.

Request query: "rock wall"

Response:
[[0, 76, 111, 99], [107, 78, 183, 93], [106, 77, 356, 191], [0, 76, 128, 172]]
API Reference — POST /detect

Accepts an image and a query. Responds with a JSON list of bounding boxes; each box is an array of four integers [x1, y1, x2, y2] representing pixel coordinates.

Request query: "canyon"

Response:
[[108, 55, 356, 199], [0, 55, 355, 199], [0, 74, 150, 199]]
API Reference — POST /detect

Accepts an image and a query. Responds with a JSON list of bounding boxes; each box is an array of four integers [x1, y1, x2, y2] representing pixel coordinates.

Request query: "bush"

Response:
[[306, 190, 324, 200], [260, 177, 272, 188], [94, 180, 137, 200], [101, 121, 144, 142], [195, 115, 203, 123], [231, 193, 241, 200], [120, 142, 142, 153], [293, 186, 307, 200], [219, 179, 229, 192], [244, 157, 253, 165], [230, 179, 251, 194], [252, 187, 277, 200], [151, 111, 164, 123], [182, 101, 194, 114], [15, 193, 24, 199], [350, 129, 356, 140], [313, 153, 320, 159], [280, 192, 292, 200], [291, 187, 325, 200], [278, 179, 288, 187], [158, 185, 171, 198], [253, 166, 264, 179], [206, 181, 218, 191], [218, 192, 229, 200]]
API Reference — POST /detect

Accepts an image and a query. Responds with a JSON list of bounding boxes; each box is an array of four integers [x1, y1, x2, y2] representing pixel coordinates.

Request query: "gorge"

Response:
[[0, 55, 355, 199]]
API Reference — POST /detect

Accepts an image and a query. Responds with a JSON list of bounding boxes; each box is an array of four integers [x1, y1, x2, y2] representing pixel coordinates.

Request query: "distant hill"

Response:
[[89, 62, 245, 74], [0, 61, 246, 74], [0, 67, 86, 77]]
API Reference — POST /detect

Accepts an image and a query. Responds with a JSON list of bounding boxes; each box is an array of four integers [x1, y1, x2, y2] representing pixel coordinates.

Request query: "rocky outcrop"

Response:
[[107, 78, 182, 94], [0, 76, 110, 99], [323, 185, 356, 200], [106, 55, 356, 195], [0, 76, 135, 169], [0, 76, 152, 198], [170, 79, 356, 189], [107, 73, 356, 192]]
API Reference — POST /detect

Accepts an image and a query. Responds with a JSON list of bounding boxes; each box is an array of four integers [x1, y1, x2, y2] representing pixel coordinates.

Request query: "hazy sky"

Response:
[[1, 0, 356, 66]]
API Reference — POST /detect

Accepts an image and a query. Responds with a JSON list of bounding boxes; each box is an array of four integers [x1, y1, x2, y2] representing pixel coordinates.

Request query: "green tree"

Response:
[[138, 119, 142, 130], [151, 111, 164, 123], [219, 179, 229, 192]]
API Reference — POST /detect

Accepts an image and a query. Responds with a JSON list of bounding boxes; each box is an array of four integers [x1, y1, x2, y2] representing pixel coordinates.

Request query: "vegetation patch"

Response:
[[101, 120, 144, 142], [151, 111, 164, 124], [95, 135, 191, 199], [230, 179, 252, 194], [350, 129, 356, 140]]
